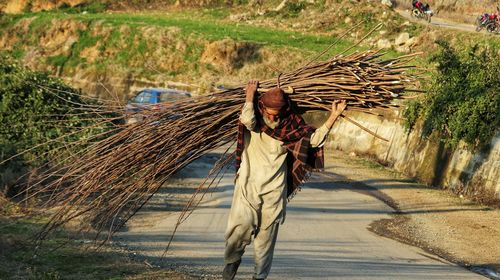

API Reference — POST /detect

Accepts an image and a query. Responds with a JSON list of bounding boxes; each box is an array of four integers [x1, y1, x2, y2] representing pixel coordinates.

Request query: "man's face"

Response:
[[262, 106, 281, 123], [261, 106, 282, 129]]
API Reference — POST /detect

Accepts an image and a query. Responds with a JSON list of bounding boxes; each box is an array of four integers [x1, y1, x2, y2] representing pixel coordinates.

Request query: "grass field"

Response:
[[0, 202, 189, 279], [0, 9, 405, 83]]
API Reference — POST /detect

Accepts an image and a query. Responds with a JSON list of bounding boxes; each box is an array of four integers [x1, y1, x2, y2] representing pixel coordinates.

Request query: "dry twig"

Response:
[[19, 49, 417, 246]]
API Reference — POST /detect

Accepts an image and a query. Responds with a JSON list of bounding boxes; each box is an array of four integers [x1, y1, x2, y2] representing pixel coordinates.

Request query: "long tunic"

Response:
[[235, 102, 331, 229]]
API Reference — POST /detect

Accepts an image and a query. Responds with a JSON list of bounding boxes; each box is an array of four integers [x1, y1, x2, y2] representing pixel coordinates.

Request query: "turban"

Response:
[[260, 87, 286, 110]]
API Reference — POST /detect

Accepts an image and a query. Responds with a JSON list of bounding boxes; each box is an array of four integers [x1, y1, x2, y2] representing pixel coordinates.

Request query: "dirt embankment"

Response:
[[0, 14, 300, 101], [0, 0, 237, 13], [1, 1, 498, 100], [0, 0, 87, 13]]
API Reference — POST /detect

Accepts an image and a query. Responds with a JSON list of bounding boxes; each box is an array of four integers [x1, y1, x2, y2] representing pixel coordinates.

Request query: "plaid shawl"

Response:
[[235, 102, 324, 199]]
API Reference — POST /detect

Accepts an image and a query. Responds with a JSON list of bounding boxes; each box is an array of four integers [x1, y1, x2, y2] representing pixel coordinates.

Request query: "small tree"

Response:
[[404, 41, 500, 149], [0, 55, 116, 195]]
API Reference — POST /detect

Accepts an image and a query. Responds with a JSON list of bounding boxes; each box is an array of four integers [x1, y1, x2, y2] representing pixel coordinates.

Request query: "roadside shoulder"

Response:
[[323, 150, 500, 277]]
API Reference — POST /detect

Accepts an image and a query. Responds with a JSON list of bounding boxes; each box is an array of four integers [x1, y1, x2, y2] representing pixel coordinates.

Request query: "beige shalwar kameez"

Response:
[[224, 102, 331, 279]]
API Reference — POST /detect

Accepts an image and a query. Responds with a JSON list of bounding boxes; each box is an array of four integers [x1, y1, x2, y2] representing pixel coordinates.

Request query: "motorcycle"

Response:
[[476, 14, 500, 34], [411, 7, 433, 23]]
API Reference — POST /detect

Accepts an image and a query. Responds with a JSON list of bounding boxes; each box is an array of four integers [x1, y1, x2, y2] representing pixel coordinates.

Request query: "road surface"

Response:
[[114, 152, 486, 279], [396, 9, 490, 34]]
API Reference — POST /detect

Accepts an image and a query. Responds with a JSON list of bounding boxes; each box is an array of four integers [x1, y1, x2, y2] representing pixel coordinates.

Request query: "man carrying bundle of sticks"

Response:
[[223, 80, 347, 280]]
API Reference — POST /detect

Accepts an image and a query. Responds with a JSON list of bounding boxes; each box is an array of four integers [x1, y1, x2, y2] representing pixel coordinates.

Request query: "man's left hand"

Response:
[[331, 100, 347, 117], [324, 100, 347, 129]]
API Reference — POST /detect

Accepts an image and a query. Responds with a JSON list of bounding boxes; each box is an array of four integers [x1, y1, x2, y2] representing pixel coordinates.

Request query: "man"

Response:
[[412, 0, 430, 12], [223, 80, 347, 280]]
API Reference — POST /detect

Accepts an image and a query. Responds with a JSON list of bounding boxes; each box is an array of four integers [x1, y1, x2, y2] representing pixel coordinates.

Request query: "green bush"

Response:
[[403, 41, 500, 149], [0, 55, 115, 194]]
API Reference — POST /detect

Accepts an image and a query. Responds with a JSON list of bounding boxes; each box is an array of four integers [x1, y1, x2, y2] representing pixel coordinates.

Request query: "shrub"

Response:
[[403, 41, 500, 149], [0, 55, 116, 194]]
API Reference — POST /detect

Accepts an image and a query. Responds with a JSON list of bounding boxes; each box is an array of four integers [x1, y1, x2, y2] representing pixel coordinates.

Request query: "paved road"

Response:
[[115, 153, 485, 279], [396, 9, 488, 34]]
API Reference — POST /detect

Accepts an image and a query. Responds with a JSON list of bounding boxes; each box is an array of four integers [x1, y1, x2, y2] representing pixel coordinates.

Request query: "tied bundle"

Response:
[[22, 49, 418, 244]]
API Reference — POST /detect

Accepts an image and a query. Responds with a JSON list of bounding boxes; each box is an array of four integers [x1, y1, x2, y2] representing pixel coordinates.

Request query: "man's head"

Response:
[[259, 87, 287, 127]]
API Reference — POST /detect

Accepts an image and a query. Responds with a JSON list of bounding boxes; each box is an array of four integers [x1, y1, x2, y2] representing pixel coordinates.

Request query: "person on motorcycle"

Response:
[[486, 13, 500, 33], [482, 13, 498, 25], [478, 7, 500, 32], [412, 0, 420, 9], [412, 0, 429, 13]]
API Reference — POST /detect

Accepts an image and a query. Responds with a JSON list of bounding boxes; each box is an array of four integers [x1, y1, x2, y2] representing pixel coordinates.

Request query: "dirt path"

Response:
[[114, 149, 499, 279], [396, 8, 493, 34]]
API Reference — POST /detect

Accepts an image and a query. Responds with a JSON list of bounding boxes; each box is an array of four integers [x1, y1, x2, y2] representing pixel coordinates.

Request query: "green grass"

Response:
[[10, 42, 26, 59], [201, 7, 231, 19], [0, 199, 138, 279], [46, 54, 68, 67], [27, 14, 58, 45], [355, 156, 388, 171], [0, 212, 183, 280], [74, 29, 101, 53], [0, 9, 414, 81], [11, 10, 360, 54]]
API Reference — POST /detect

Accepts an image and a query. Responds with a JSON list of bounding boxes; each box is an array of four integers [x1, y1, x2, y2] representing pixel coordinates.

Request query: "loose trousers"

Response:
[[224, 183, 281, 279]]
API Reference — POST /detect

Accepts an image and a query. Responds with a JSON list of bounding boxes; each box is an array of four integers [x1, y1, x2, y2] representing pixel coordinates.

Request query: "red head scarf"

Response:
[[260, 87, 287, 110]]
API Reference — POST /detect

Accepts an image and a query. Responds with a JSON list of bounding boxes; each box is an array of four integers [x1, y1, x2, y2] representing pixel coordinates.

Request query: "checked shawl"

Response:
[[235, 104, 324, 199]]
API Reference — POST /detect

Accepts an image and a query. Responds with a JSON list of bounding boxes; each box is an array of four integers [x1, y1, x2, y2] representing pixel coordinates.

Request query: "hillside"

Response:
[[1, 0, 498, 102], [2, 0, 498, 18], [1, 2, 499, 279]]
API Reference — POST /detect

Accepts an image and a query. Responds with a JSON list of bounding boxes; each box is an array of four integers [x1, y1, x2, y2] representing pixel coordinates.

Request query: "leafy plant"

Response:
[[403, 41, 500, 149], [283, 1, 307, 17], [0, 55, 116, 194], [46, 54, 68, 67]]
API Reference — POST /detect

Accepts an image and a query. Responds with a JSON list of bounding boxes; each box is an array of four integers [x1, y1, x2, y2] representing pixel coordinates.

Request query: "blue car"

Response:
[[125, 88, 191, 123]]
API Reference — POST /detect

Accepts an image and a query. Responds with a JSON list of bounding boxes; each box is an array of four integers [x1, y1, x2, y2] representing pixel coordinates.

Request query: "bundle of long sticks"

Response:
[[21, 49, 417, 245]]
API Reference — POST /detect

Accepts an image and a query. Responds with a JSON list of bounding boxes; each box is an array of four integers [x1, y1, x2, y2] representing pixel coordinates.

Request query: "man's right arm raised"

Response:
[[240, 102, 256, 131], [240, 80, 259, 131]]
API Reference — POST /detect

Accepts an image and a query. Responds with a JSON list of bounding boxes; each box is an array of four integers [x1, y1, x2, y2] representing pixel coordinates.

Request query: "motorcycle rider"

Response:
[[412, 0, 430, 13]]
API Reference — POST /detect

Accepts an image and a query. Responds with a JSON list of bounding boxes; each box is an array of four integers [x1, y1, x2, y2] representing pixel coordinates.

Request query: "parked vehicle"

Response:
[[125, 88, 191, 124]]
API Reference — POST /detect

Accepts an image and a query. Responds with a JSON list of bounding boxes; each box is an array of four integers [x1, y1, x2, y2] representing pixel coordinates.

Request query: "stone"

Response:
[[381, 0, 393, 7], [396, 37, 418, 53], [405, 37, 418, 47], [394, 32, 410, 46], [395, 45, 410, 53], [229, 13, 250, 21], [275, 0, 288, 11], [377, 38, 392, 49]]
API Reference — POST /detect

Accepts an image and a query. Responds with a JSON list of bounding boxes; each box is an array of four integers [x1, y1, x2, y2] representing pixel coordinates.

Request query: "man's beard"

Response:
[[263, 116, 280, 129]]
